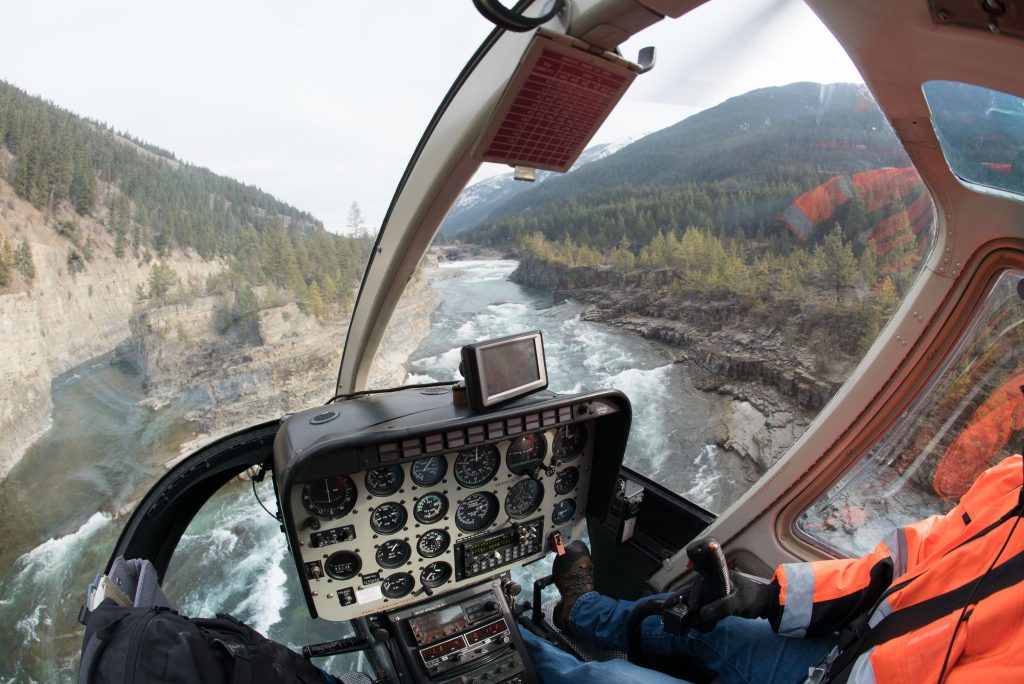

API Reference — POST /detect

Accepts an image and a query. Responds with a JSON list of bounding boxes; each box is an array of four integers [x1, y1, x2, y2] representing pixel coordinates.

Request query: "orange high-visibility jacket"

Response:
[[771, 456, 1024, 683]]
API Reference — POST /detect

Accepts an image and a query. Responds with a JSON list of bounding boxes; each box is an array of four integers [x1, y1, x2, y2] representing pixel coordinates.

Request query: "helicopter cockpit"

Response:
[[54, 0, 1024, 682]]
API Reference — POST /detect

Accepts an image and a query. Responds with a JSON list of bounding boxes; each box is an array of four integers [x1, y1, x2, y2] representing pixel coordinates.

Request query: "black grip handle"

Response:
[[685, 536, 732, 601]]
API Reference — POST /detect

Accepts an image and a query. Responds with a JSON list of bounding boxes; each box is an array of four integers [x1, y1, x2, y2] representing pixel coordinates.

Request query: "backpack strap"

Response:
[[77, 610, 127, 684]]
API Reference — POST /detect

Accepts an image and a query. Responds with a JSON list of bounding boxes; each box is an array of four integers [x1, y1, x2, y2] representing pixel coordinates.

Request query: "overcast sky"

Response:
[[1, 0, 862, 234]]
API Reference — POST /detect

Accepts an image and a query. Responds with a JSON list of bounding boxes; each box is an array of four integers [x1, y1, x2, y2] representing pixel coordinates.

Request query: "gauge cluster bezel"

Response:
[[284, 422, 592, 621], [273, 387, 631, 622]]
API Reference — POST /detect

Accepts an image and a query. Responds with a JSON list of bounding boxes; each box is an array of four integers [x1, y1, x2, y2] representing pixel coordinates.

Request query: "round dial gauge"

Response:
[[455, 492, 499, 532], [375, 539, 412, 569], [504, 478, 544, 519], [413, 492, 449, 524], [364, 464, 404, 496], [454, 445, 500, 488], [381, 572, 414, 599], [370, 502, 407, 535], [552, 424, 587, 462], [324, 550, 361, 580], [410, 456, 447, 487], [302, 476, 357, 518], [506, 433, 547, 475], [420, 561, 453, 588], [554, 466, 580, 495], [551, 499, 577, 525], [417, 529, 450, 558]]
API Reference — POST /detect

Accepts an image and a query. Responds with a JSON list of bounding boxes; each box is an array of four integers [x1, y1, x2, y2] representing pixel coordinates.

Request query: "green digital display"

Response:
[[469, 531, 516, 556]]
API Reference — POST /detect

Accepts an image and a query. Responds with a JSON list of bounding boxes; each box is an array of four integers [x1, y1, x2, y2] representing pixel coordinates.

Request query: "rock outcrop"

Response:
[[512, 258, 855, 470]]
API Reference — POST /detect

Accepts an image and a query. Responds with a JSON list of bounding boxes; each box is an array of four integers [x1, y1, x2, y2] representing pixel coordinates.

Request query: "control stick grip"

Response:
[[685, 536, 732, 601]]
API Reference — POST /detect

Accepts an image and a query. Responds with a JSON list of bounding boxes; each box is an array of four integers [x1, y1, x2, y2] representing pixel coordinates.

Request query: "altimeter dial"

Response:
[[454, 445, 500, 488]]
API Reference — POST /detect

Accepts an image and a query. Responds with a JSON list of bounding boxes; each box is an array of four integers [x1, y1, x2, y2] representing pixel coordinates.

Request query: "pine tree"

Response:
[[148, 262, 179, 299], [818, 223, 857, 304], [346, 202, 367, 237], [0, 236, 11, 286], [15, 240, 35, 283]]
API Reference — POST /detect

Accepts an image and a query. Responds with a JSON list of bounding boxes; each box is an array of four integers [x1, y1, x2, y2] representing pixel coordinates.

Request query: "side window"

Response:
[[798, 271, 1024, 555]]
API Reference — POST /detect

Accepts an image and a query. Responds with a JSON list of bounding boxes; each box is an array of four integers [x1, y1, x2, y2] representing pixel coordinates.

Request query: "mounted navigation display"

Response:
[[460, 331, 548, 411]]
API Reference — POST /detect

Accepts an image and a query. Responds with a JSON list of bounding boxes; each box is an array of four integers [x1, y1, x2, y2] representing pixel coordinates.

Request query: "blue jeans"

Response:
[[519, 592, 834, 684]]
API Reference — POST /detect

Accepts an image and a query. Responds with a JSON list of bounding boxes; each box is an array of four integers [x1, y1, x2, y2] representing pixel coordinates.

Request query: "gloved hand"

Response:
[[686, 571, 778, 632]]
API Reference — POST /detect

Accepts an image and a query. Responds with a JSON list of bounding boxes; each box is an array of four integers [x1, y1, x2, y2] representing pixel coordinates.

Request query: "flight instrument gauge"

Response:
[[417, 529, 450, 558], [551, 499, 576, 526], [413, 492, 449, 524], [410, 456, 447, 487], [324, 550, 361, 580], [302, 476, 357, 518], [554, 466, 580, 495], [370, 502, 408, 535], [552, 424, 587, 463], [375, 539, 412, 569], [381, 572, 414, 599], [504, 479, 544, 519], [455, 492, 499, 532], [420, 561, 453, 588], [365, 464, 404, 496], [506, 433, 546, 475], [454, 445, 500, 488]]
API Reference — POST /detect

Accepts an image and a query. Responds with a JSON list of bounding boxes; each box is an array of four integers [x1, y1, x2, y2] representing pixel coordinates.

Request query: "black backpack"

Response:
[[78, 600, 367, 684]]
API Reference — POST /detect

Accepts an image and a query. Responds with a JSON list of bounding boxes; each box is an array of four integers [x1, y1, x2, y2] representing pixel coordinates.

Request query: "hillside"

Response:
[[0, 81, 383, 479], [460, 82, 910, 249]]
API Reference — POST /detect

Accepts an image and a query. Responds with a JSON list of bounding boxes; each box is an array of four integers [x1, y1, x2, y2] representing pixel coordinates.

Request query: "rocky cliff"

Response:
[[0, 181, 221, 480], [130, 261, 440, 458], [511, 258, 855, 471]]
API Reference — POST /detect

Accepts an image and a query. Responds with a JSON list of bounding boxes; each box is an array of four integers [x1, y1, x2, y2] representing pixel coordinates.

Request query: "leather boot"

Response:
[[552, 540, 594, 633]]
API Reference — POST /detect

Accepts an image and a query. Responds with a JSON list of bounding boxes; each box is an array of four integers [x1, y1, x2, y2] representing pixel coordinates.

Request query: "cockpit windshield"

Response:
[[0, 0, 956, 681]]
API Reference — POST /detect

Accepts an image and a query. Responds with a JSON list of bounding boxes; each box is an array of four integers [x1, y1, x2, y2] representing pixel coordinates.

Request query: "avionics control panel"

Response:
[[388, 577, 537, 683], [273, 385, 629, 622]]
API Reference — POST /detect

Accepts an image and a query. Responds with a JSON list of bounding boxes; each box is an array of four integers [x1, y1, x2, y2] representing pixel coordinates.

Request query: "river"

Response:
[[0, 258, 759, 682]]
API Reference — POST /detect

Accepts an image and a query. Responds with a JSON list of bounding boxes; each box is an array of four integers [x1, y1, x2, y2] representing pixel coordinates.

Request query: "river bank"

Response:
[[510, 257, 856, 472]]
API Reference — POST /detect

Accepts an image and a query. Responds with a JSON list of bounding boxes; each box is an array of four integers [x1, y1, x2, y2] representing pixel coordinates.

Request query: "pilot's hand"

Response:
[[688, 572, 777, 632]]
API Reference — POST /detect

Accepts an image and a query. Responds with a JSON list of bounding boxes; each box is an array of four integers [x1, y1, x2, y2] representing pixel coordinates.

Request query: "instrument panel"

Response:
[[273, 386, 627, 622]]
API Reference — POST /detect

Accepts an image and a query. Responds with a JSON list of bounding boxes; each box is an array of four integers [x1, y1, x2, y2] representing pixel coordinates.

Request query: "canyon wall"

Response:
[[0, 182, 220, 480]]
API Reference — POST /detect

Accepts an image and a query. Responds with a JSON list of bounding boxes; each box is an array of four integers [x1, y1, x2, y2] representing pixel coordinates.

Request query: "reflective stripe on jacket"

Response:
[[772, 455, 1024, 683]]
